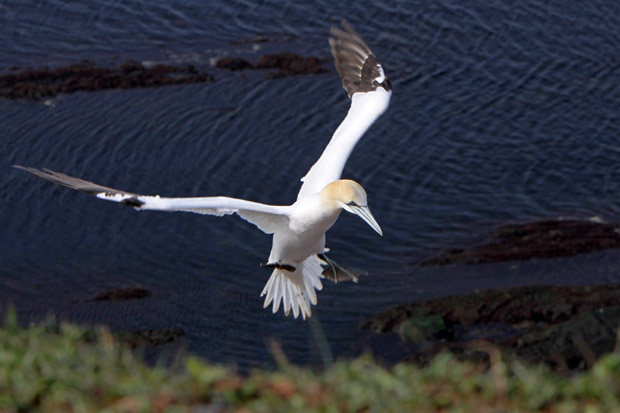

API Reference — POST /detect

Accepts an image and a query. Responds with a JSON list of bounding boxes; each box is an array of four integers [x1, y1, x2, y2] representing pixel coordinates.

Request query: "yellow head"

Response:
[[321, 180, 382, 236]]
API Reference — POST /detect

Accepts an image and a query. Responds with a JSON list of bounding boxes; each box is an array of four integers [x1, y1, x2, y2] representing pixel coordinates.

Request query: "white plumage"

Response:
[[15, 20, 392, 320]]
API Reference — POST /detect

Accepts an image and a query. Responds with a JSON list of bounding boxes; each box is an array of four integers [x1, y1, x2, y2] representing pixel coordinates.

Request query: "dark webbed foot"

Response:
[[317, 253, 367, 283], [260, 262, 297, 272]]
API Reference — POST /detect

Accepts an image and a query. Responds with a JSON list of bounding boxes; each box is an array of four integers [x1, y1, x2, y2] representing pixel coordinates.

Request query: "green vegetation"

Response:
[[2, 310, 620, 412]]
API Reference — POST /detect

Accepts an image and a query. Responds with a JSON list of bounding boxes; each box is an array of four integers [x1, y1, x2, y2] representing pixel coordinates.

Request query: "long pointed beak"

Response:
[[349, 205, 383, 236]]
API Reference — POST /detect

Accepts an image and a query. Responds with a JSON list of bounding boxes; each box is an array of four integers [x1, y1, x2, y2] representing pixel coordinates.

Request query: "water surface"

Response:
[[2, 0, 620, 368]]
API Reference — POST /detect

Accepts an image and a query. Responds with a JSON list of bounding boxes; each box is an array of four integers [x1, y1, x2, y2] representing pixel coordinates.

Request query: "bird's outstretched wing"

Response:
[[297, 20, 392, 200], [14, 166, 289, 234]]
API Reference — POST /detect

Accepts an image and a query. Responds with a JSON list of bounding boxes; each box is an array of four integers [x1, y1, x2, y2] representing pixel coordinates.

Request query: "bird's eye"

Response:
[[347, 201, 358, 207]]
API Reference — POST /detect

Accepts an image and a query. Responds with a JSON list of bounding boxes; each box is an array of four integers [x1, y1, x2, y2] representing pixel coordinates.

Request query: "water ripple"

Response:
[[3, 0, 620, 368]]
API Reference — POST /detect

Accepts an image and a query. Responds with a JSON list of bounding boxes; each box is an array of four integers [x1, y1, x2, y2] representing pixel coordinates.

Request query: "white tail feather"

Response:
[[260, 255, 324, 320]]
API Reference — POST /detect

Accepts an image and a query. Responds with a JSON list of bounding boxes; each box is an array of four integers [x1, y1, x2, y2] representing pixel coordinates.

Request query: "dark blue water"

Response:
[[3, 0, 620, 368]]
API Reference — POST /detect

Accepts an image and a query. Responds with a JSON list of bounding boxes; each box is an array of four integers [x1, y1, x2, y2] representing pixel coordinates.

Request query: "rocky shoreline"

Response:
[[63, 219, 620, 370], [364, 218, 620, 372], [70, 282, 620, 371], [363, 283, 620, 372]]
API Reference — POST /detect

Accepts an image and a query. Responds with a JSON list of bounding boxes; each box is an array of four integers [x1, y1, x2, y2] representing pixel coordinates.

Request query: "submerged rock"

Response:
[[255, 52, 328, 76], [215, 52, 328, 77], [0, 60, 213, 100], [362, 284, 620, 371], [215, 57, 254, 71], [3, 52, 328, 100], [85, 286, 152, 302], [423, 219, 620, 266]]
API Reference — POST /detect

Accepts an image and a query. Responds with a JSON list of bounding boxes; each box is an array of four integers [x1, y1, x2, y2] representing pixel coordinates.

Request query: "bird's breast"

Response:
[[268, 198, 341, 264], [288, 200, 341, 235]]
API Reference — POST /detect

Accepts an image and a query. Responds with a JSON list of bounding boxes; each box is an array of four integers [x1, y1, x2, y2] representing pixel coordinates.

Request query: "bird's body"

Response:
[[15, 21, 392, 319], [270, 194, 337, 265]]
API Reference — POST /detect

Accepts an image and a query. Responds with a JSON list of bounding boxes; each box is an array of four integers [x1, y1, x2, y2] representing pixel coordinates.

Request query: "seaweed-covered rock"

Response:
[[255, 53, 328, 76], [0, 60, 213, 100], [215, 57, 254, 71], [423, 219, 620, 265], [363, 284, 620, 371], [215, 52, 328, 77]]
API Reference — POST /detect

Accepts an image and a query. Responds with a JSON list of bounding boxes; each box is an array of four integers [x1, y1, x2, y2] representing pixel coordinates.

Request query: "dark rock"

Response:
[[512, 308, 620, 370], [255, 52, 297, 69], [422, 219, 620, 266], [255, 52, 328, 76], [214, 52, 329, 76], [86, 286, 152, 302], [0, 60, 214, 100], [215, 57, 254, 71], [362, 284, 620, 371], [1, 52, 328, 99]]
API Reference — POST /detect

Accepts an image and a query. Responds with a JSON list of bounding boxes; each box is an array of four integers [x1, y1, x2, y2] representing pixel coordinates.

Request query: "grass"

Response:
[[2, 309, 620, 412]]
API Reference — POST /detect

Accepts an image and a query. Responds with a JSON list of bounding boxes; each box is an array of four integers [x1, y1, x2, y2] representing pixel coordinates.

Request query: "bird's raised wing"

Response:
[[297, 20, 392, 200], [14, 166, 289, 234]]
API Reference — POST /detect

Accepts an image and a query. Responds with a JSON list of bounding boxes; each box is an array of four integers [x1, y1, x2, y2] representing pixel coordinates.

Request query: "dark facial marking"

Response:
[[378, 76, 392, 92]]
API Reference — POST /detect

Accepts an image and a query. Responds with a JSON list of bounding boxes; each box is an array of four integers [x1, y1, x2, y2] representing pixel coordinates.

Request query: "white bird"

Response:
[[15, 20, 392, 320]]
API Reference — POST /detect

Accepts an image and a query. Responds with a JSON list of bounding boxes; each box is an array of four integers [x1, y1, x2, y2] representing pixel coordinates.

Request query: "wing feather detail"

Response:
[[14, 166, 289, 234], [329, 20, 391, 97], [297, 21, 391, 200]]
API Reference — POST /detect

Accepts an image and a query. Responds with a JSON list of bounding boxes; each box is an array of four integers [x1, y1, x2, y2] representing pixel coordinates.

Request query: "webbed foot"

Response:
[[260, 261, 297, 272], [317, 253, 367, 283]]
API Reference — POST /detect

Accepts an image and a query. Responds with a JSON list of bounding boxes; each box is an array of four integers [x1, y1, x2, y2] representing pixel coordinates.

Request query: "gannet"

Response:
[[14, 20, 392, 320]]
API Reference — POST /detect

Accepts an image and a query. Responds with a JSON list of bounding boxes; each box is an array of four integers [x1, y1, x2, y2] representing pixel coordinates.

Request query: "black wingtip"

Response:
[[329, 20, 390, 97], [13, 164, 32, 172], [338, 19, 357, 36]]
